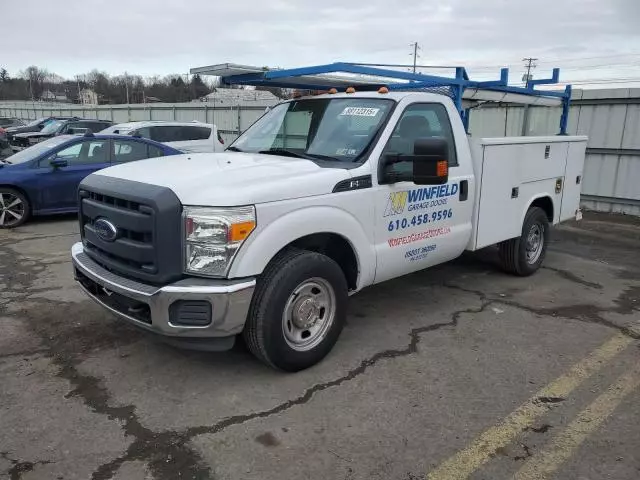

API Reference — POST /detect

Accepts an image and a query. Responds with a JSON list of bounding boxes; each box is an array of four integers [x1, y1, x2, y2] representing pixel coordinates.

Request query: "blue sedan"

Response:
[[0, 133, 181, 228]]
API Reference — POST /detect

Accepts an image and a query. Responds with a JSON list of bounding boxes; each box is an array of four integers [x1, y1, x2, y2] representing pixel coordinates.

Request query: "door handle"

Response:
[[459, 180, 469, 201]]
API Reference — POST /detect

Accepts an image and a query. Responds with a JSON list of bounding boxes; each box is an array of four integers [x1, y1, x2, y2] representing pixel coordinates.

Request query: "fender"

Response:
[[228, 205, 376, 290]]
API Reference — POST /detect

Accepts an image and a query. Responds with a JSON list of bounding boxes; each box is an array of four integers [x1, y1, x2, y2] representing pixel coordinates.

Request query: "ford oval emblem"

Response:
[[94, 218, 118, 242]]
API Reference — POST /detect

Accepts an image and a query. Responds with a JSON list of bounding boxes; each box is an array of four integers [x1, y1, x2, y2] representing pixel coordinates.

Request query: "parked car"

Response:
[[0, 120, 23, 151], [100, 121, 225, 153], [4, 116, 78, 145], [0, 133, 181, 228], [10, 119, 114, 151], [1, 119, 26, 155], [0, 117, 25, 128], [0, 134, 8, 154], [9, 119, 65, 152]]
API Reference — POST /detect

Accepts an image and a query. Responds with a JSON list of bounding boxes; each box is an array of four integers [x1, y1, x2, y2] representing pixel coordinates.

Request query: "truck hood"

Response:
[[5, 126, 37, 134], [13, 131, 49, 139], [93, 152, 354, 206]]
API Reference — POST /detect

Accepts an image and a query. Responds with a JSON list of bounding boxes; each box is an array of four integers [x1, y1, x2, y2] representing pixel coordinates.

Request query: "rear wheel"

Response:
[[0, 188, 29, 228], [498, 206, 549, 276], [243, 249, 348, 372]]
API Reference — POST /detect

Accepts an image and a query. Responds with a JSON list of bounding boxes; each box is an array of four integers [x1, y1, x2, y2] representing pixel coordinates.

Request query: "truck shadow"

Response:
[[150, 248, 504, 367]]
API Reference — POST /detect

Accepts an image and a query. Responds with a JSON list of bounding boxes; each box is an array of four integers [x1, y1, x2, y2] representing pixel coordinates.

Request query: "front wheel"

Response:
[[243, 249, 348, 372], [498, 206, 550, 276], [0, 188, 30, 228]]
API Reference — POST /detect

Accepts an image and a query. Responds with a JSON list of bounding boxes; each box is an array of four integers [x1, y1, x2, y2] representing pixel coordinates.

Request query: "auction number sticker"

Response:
[[340, 107, 380, 117]]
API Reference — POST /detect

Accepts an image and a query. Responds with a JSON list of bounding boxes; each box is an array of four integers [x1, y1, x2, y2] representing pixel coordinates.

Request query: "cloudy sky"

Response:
[[4, 0, 640, 87]]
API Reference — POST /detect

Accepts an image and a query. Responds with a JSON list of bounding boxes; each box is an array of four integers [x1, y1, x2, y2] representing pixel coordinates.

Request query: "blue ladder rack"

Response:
[[191, 62, 572, 135]]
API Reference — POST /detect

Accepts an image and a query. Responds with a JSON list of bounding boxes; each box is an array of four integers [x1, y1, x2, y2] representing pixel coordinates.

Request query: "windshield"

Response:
[[40, 120, 64, 134], [230, 98, 394, 162], [3, 136, 70, 164], [24, 118, 46, 128]]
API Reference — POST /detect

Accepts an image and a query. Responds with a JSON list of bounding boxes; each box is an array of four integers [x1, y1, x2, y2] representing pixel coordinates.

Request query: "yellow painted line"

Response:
[[514, 364, 640, 480], [426, 333, 633, 480]]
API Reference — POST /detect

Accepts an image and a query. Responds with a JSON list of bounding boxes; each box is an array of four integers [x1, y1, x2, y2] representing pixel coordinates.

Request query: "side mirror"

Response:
[[50, 157, 68, 169], [412, 138, 449, 185], [381, 137, 449, 185]]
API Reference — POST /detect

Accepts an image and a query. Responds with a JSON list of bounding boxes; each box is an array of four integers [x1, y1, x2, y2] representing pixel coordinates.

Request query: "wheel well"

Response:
[[530, 196, 554, 222], [0, 184, 31, 206], [284, 233, 359, 290]]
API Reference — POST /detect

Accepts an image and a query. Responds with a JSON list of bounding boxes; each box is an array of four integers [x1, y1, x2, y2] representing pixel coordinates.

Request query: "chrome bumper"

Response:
[[71, 242, 255, 342]]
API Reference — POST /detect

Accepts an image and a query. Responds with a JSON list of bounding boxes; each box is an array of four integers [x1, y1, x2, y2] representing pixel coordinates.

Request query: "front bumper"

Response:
[[71, 242, 255, 349]]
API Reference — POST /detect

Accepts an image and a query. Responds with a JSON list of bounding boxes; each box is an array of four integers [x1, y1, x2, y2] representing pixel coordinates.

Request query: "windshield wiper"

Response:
[[259, 148, 319, 161], [305, 153, 340, 162], [226, 146, 244, 152]]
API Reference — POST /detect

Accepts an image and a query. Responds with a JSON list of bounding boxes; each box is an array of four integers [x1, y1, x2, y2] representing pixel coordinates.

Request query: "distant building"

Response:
[[201, 87, 279, 104], [79, 88, 99, 105], [41, 90, 69, 102]]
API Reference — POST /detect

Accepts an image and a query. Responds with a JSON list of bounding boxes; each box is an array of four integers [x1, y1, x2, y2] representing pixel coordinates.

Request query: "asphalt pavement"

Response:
[[1, 212, 639, 480]]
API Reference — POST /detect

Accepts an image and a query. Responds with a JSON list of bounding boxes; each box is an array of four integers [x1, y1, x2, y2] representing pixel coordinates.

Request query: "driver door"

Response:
[[372, 103, 473, 283], [33, 139, 111, 211]]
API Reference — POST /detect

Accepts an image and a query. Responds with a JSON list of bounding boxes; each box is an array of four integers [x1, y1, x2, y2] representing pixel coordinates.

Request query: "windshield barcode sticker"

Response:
[[340, 107, 380, 117]]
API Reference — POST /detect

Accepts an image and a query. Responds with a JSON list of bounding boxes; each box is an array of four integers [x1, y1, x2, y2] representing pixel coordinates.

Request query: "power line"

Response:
[[535, 53, 640, 65], [443, 53, 640, 72], [562, 77, 640, 85]]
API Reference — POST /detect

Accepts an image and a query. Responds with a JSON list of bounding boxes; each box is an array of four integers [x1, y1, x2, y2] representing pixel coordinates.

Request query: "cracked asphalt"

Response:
[[1, 212, 639, 480]]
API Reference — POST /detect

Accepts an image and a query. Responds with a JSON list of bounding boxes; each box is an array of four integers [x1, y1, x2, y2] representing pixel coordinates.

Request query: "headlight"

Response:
[[183, 206, 256, 277]]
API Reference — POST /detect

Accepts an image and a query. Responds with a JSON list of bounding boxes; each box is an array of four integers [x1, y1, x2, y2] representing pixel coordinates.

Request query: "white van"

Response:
[[100, 121, 225, 153]]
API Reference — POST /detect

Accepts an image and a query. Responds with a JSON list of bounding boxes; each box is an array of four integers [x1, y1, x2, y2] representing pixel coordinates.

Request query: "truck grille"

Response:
[[78, 175, 183, 285]]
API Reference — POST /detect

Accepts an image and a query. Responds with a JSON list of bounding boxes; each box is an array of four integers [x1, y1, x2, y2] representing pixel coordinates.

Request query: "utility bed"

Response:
[[468, 136, 587, 250]]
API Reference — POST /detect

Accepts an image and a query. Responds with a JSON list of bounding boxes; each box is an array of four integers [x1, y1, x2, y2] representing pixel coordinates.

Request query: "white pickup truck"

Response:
[[71, 85, 586, 371]]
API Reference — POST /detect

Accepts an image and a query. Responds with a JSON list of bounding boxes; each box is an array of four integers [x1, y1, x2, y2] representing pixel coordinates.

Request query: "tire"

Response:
[[0, 187, 30, 229], [498, 206, 549, 276], [243, 248, 348, 372]]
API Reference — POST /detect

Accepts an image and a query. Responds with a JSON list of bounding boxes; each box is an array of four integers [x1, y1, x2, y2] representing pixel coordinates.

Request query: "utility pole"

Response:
[[521, 57, 538, 136], [522, 57, 538, 87], [75, 75, 82, 104], [410, 42, 421, 73]]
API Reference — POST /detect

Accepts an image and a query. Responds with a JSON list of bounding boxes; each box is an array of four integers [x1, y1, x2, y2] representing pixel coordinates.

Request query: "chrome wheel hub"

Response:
[[282, 277, 336, 352], [292, 297, 321, 329], [525, 222, 544, 264]]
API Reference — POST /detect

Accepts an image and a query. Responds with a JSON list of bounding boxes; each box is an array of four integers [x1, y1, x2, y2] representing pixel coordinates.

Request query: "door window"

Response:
[[149, 126, 180, 142], [179, 126, 211, 140], [39, 140, 109, 166], [149, 125, 211, 142], [147, 144, 165, 158], [86, 141, 110, 163], [382, 104, 458, 178], [131, 127, 151, 138], [113, 139, 150, 163]]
